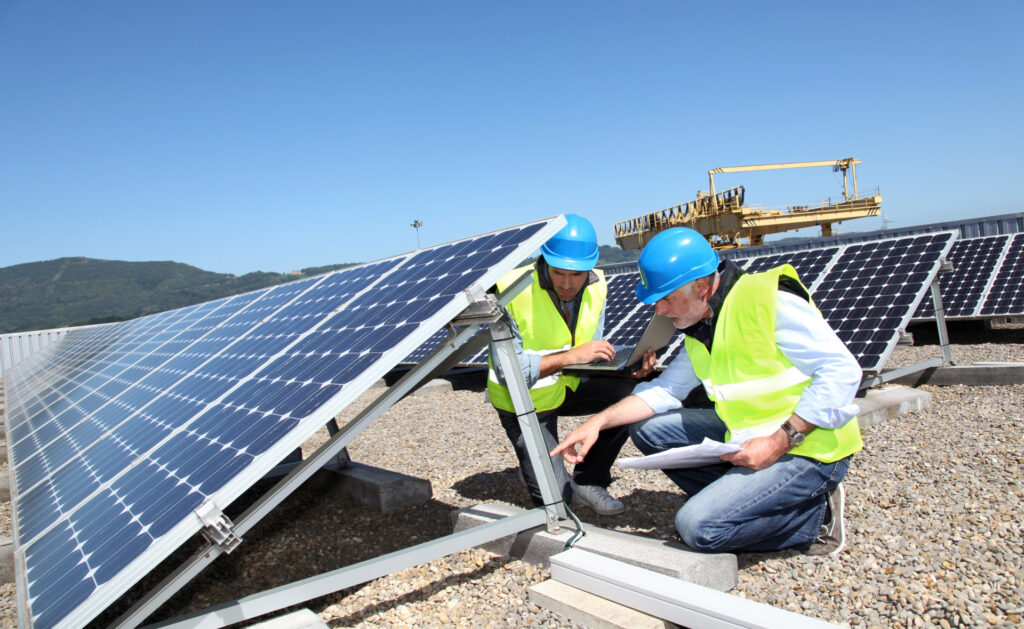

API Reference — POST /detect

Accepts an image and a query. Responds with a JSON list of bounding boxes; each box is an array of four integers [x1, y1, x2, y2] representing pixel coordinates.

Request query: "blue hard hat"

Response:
[[635, 227, 719, 304], [540, 214, 600, 271]]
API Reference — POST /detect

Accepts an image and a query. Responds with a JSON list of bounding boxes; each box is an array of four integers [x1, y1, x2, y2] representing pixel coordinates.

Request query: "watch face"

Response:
[[783, 422, 804, 447]]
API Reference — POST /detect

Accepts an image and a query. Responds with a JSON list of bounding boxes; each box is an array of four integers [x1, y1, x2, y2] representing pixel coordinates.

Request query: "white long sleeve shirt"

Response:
[[632, 291, 862, 430]]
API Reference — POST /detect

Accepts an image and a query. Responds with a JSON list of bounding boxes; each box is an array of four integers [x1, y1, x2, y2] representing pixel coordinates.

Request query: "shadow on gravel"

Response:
[[318, 554, 512, 628], [604, 487, 684, 541], [451, 466, 534, 507]]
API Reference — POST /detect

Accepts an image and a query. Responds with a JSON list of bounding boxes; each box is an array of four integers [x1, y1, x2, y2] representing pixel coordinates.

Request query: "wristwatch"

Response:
[[781, 420, 805, 448]]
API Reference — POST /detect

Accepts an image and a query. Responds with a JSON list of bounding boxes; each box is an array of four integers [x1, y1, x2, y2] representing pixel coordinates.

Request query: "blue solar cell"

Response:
[[6, 218, 563, 629]]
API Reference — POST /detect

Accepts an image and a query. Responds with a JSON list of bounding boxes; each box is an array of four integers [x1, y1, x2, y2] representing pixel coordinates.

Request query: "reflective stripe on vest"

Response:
[[487, 266, 606, 413], [701, 365, 812, 402], [685, 265, 862, 463]]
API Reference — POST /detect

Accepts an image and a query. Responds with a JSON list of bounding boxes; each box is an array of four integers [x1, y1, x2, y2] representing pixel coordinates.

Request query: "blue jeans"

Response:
[[629, 408, 850, 553]]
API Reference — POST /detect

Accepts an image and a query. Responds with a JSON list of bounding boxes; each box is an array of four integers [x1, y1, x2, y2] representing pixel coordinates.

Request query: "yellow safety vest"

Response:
[[684, 265, 862, 463], [488, 266, 607, 413]]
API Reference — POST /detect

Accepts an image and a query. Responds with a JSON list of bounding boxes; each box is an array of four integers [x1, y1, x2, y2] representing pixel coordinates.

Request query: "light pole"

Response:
[[411, 219, 423, 249]]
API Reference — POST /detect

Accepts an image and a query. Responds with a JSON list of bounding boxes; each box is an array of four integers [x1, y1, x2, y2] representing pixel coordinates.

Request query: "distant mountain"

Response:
[[0, 257, 355, 334]]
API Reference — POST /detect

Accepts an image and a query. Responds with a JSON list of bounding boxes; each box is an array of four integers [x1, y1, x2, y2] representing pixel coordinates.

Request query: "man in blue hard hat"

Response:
[[552, 227, 862, 555], [488, 214, 656, 516]]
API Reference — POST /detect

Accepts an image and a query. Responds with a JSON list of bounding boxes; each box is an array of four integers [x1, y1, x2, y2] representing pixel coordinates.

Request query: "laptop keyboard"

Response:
[[589, 346, 632, 368]]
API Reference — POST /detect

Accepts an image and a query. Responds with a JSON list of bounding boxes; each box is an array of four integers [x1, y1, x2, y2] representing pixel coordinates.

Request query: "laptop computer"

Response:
[[562, 313, 676, 375]]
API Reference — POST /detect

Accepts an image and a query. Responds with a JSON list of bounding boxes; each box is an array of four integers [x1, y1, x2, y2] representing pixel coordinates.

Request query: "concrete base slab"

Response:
[[307, 462, 432, 513], [249, 609, 327, 629], [855, 386, 931, 428], [886, 362, 1024, 387], [529, 579, 675, 629], [451, 503, 737, 592]]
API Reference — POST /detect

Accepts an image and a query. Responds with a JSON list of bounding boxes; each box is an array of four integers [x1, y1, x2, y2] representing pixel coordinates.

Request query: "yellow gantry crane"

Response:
[[613, 158, 883, 250]]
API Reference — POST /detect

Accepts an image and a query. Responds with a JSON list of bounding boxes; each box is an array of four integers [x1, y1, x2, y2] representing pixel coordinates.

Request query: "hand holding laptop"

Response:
[[562, 314, 675, 377], [563, 339, 618, 365]]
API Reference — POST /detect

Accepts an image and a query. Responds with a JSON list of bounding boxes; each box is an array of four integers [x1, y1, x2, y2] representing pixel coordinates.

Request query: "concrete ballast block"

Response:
[[855, 386, 931, 428], [308, 462, 432, 513], [452, 502, 737, 592]]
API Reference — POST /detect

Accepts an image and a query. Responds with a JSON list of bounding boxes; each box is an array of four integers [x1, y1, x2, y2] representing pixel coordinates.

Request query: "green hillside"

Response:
[[0, 257, 353, 334]]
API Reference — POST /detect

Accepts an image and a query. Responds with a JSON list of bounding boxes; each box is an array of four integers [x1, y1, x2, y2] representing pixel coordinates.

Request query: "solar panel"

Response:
[[911, 233, 1024, 320], [981, 233, 1024, 316], [809, 233, 955, 371], [4, 217, 564, 629], [914, 234, 1009, 319]]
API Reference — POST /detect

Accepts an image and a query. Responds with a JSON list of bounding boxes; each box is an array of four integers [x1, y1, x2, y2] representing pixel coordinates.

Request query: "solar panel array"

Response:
[[915, 233, 1024, 319], [4, 218, 562, 629]]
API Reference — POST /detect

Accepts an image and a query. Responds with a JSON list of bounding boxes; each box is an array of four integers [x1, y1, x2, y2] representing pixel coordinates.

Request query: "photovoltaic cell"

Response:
[[5, 218, 563, 629]]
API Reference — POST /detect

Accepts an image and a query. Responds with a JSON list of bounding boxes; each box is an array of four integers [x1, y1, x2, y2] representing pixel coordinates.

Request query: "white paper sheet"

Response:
[[616, 423, 784, 470], [617, 437, 741, 469]]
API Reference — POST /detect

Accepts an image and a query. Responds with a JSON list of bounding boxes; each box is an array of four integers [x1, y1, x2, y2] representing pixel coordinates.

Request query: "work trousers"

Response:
[[629, 408, 850, 553], [496, 376, 634, 507]]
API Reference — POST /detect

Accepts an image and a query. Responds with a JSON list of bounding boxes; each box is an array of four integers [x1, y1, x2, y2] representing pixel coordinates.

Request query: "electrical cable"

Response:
[[562, 504, 585, 550]]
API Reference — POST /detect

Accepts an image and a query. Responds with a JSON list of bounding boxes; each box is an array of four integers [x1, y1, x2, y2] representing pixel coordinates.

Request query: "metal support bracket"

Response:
[[194, 502, 242, 553], [932, 258, 954, 366], [488, 317, 567, 531], [457, 286, 500, 321]]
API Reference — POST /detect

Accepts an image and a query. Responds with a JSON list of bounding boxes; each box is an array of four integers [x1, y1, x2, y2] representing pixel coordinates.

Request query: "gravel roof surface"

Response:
[[1, 322, 1022, 628]]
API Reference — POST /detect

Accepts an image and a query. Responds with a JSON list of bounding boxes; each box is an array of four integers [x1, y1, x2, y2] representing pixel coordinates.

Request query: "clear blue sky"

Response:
[[1, 1, 1021, 275]]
